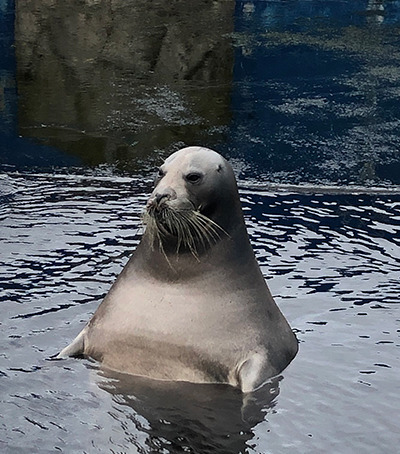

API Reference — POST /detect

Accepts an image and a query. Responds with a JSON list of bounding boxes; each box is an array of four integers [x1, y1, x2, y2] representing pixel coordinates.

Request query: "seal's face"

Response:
[[143, 147, 234, 257]]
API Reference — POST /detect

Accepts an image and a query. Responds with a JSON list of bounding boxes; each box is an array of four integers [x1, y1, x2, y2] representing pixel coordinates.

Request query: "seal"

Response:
[[58, 146, 298, 392]]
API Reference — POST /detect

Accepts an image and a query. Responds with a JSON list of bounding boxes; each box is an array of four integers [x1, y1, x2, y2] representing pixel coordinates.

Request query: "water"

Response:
[[1, 173, 399, 452], [1, 1, 400, 453]]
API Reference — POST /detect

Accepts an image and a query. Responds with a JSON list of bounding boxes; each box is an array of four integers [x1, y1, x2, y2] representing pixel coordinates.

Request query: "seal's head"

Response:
[[144, 146, 242, 257]]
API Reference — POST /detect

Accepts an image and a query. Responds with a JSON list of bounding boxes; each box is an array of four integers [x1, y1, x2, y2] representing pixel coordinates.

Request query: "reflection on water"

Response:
[[15, 0, 234, 168], [6, 0, 400, 184], [97, 369, 279, 454], [231, 0, 400, 184], [1, 172, 399, 453]]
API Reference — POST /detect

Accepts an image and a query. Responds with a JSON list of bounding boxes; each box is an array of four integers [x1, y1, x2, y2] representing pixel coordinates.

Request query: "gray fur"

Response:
[[58, 147, 298, 392]]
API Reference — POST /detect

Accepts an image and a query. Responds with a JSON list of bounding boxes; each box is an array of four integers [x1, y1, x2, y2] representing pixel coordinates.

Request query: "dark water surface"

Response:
[[1, 0, 400, 453]]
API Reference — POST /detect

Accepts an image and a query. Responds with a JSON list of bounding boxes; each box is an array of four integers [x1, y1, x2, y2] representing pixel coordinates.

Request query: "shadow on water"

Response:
[[96, 368, 281, 454]]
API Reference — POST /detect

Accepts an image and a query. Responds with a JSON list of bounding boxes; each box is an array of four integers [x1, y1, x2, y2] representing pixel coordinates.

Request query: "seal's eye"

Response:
[[185, 172, 202, 184], [158, 168, 165, 178]]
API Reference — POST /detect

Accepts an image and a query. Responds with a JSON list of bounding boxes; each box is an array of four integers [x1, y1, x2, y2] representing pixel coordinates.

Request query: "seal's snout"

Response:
[[147, 188, 177, 211]]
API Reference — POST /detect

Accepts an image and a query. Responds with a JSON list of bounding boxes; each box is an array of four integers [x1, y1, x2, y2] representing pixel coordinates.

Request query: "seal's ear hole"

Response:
[[154, 168, 166, 186], [185, 172, 203, 184], [217, 164, 223, 173]]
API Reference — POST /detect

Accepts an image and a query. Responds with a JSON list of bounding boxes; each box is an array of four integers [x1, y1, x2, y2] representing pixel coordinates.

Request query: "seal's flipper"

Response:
[[237, 352, 272, 393], [57, 328, 87, 358]]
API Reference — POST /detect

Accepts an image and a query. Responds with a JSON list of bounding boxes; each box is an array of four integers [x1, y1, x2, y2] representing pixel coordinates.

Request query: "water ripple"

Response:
[[1, 172, 399, 454]]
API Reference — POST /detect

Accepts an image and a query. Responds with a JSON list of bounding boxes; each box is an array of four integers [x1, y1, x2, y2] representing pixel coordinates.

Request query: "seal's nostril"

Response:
[[153, 188, 177, 205], [155, 193, 170, 204]]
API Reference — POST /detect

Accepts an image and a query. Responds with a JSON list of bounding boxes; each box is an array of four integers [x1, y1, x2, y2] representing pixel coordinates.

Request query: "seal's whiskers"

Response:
[[143, 206, 228, 260], [183, 213, 208, 251], [193, 211, 229, 242]]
